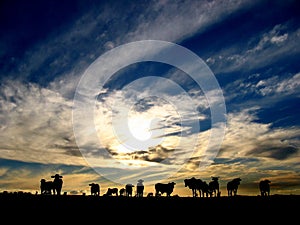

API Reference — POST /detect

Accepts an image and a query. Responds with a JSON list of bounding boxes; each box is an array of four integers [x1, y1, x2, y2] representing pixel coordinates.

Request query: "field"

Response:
[[0, 193, 298, 221]]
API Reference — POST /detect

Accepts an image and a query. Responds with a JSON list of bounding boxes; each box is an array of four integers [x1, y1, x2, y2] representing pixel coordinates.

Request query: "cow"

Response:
[[104, 187, 118, 196], [125, 184, 134, 197], [208, 176, 220, 197], [198, 180, 211, 197], [184, 177, 210, 197], [40, 179, 54, 195], [89, 183, 100, 196], [51, 174, 63, 195], [155, 182, 176, 197], [136, 179, 144, 197], [227, 178, 242, 196], [119, 188, 125, 196], [184, 177, 200, 197], [259, 179, 271, 196]]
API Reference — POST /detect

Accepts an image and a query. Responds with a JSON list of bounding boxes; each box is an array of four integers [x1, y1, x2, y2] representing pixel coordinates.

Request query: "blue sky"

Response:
[[0, 0, 299, 196]]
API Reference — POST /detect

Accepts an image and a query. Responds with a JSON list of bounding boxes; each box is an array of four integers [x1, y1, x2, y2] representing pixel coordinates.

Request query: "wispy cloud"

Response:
[[206, 22, 300, 74], [224, 71, 300, 113], [0, 80, 86, 166], [125, 0, 257, 43], [3, 0, 257, 87], [255, 72, 300, 96], [220, 108, 299, 161]]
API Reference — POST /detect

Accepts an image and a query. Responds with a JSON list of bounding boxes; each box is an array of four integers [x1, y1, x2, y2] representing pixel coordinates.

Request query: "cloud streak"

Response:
[[206, 22, 300, 74], [0, 80, 86, 166]]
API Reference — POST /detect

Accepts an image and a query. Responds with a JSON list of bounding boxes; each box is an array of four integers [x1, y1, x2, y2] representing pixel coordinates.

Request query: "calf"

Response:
[[104, 187, 118, 196]]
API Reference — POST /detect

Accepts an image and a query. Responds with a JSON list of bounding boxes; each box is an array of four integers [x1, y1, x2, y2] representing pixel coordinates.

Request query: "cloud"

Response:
[[174, 107, 299, 179], [206, 23, 300, 74], [223, 71, 300, 114], [2, 0, 257, 90], [125, 0, 257, 43], [0, 80, 87, 166], [0, 4, 251, 174], [219, 108, 300, 161], [255, 72, 300, 96]]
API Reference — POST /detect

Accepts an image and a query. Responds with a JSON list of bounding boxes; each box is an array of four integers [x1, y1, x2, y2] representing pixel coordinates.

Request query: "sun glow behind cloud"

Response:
[[94, 93, 183, 163]]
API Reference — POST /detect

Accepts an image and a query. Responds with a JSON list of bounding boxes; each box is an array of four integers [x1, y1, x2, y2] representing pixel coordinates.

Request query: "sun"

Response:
[[128, 117, 153, 141], [94, 94, 182, 159], [113, 115, 165, 152]]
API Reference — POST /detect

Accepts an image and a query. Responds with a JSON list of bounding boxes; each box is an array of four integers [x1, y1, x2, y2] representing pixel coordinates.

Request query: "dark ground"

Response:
[[0, 193, 298, 222]]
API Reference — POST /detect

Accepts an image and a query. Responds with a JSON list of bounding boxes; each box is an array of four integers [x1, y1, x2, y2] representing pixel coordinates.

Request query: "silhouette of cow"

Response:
[[185, 177, 211, 197], [208, 176, 220, 197], [136, 179, 144, 197], [89, 183, 100, 196], [184, 177, 198, 197], [259, 179, 271, 196], [155, 182, 176, 197], [51, 174, 63, 195], [104, 187, 118, 196], [227, 178, 241, 196], [125, 184, 134, 197], [119, 188, 125, 196], [40, 179, 54, 195], [184, 177, 209, 197]]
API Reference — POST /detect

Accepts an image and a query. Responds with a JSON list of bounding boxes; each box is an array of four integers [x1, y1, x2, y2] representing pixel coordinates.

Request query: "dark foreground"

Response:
[[0, 193, 299, 221]]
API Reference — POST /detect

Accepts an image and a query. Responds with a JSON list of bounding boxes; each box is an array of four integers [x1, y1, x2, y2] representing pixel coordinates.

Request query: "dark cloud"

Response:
[[248, 146, 298, 160], [108, 145, 175, 164], [213, 157, 260, 164], [133, 97, 159, 112], [54, 145, 82, 157]]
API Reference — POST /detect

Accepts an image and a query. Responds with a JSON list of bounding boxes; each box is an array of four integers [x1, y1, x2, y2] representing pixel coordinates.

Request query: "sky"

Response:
[[0, 0, 299, 197]]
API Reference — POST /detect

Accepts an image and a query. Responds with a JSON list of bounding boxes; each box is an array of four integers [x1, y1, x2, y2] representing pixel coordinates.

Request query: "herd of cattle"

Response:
[[40, 175, 271, 197], [184, 177, 270, 197]]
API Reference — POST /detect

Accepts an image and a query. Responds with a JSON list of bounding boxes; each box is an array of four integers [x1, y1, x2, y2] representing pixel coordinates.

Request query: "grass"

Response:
[[0, 192, 298, 221], [1, 192, 298, 208]]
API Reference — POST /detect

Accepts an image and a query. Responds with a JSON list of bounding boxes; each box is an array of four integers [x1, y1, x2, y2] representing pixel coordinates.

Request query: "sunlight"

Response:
[[128, 117, 152, 141], [108, 102, 179, 153], [92, 88, 187, 172], [115, 144, 133, 154], [116, 115, 165, 152]]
